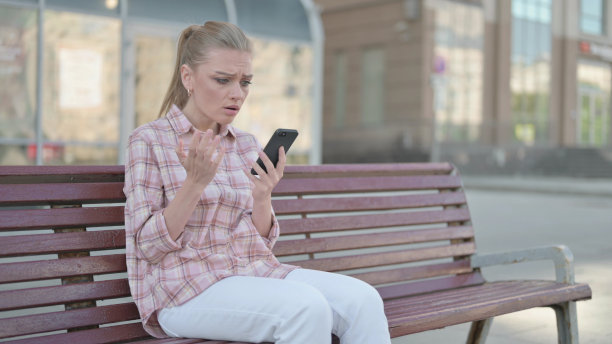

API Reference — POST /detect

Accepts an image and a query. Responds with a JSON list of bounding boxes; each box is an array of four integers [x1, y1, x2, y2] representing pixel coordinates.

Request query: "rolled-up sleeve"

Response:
[[124, 135, 182, 264], [260, 209, 280, 249]]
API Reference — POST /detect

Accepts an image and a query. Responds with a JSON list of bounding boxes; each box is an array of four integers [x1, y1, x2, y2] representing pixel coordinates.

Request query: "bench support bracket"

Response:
[[466, 318, 493, 344], [552, 301, 579, 344]]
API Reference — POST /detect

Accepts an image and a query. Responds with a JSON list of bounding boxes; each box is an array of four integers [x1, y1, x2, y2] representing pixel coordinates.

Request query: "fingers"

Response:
[[176, 139, 186, 164], [257, 151, 277, 177], [276, 146, 286, 175], [188, 131, 201, 159], [243, 165, 258, 182], [191, 129, 222, 161], [197, 129, 213, 156], [250, 157, 266, 176]]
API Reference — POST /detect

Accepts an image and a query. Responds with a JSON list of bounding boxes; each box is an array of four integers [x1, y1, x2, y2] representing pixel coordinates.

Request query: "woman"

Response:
[[124, 21, 390, 344]]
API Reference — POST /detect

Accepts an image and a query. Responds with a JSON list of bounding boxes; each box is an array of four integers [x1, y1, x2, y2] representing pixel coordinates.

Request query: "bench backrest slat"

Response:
[[277, 208, 471, 235], [0, 279, 130, 311], [3, 323, 151, 344], [289, 243, 475, 272], [0, 165, 125, 183], [0, 254, 126, 283], [0, 207, 125, 231], [0, 230, 125, 257], [273, 226, 474, 256], [0, 183, 126, 205], [273, 175, 462, 195], [350, 260, 473, 286], [380, 272, 486, 302], [0, 163, 477, 342], [279, 163, 455, 176], [0, 303, 140, 339], [272, 192, 467, 215]]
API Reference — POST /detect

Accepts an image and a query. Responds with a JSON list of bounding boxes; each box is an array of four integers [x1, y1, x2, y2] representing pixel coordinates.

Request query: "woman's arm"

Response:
[[164, 129, 225, 241]]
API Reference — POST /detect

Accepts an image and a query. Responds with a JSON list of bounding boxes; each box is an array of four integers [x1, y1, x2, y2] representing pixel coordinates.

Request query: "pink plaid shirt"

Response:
[[124, 105, 297, 338]]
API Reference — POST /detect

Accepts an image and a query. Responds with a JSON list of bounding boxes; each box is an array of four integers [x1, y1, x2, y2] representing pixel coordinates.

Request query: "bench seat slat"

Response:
[[0, 254, 126, 283], [0, 183, 125, 205], [0, 279, 130, 311], [272, 192, 467, 215], [386, 279, 567, 316], [384, 281, 592, 337], [278, 208, 471, 235], [0, 207, 125, 231], [2, 322, 149, 344], [273, 175, 462, 195], [350, 260, 473, 286], [0, 230, 126, 257], [273, 226, 474, 256], [0, 303, 140, 339], [290, 242, 475, 272]]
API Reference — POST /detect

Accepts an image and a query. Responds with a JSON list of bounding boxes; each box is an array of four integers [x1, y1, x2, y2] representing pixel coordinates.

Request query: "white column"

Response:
[[301, 0, 324, 165]]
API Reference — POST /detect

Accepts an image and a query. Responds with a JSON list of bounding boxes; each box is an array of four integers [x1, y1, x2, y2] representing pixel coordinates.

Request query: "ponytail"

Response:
[[158, 25, 197, 118], [158, 21, 252, 118]]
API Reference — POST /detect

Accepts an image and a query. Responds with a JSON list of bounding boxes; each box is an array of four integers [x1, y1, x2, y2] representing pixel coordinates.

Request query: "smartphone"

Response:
[[251, 129, 299, 175]]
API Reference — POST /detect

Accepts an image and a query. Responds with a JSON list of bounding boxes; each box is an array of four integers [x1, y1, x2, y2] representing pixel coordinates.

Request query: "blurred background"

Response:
[[1, 0, 612, 178]]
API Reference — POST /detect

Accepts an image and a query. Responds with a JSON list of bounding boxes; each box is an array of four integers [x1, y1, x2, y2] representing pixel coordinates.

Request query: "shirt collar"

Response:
[[166, 104, 235, 138]]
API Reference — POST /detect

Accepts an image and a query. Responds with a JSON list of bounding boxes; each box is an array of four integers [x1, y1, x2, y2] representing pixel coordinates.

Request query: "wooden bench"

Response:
[[0, 163, 591, 344]]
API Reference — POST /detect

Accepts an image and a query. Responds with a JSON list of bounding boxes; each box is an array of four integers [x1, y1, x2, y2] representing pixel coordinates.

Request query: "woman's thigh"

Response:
[[157, 275, 333, 343], [285, 268, 390, 343]]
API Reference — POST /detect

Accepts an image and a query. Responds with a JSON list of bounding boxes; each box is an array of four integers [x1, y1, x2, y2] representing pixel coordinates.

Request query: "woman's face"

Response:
[[181, 48, 252, 130]]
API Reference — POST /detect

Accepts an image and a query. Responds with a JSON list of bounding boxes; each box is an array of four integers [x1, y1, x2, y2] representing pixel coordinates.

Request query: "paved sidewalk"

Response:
[[461, 175, 612, 197]]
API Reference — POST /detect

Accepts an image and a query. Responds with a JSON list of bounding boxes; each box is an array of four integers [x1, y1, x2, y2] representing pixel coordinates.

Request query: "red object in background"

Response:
[[579, 41, 591, 54], [27, 143, 65, 163]]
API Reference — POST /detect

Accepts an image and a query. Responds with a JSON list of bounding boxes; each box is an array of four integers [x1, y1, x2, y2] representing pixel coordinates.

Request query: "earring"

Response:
[[187, 89, 192, 97]]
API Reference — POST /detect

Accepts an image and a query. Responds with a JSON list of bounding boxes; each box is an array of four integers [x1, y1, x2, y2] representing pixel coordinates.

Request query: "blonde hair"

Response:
[[158, 21, 252, 118]]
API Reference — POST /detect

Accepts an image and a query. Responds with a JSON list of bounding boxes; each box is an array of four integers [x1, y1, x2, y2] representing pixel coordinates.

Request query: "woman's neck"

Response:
[[181, 103, 218, 134]]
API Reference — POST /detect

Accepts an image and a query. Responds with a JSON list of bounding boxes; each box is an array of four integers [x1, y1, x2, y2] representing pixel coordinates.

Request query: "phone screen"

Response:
[[251, 129, 299, 175]]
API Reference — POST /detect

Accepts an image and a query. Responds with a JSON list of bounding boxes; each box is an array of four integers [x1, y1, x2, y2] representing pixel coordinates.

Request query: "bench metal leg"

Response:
[[466, 318, 493, 344], [553, 302, 579, 344]]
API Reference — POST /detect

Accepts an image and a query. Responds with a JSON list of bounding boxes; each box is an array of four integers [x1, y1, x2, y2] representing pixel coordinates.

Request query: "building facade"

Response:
[[316, 0, 612, 176]]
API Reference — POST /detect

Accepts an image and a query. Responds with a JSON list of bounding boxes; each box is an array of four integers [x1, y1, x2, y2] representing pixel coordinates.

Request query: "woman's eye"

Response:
[[215, 78, 229, 84], [241, 80, 252, 86]]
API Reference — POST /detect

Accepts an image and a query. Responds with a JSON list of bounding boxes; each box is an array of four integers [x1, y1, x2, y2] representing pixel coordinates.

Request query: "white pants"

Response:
[[157, 268, 391, 344]]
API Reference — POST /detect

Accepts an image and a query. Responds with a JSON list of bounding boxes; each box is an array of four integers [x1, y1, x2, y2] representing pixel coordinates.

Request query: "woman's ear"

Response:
[[180, 64, 193, 91]]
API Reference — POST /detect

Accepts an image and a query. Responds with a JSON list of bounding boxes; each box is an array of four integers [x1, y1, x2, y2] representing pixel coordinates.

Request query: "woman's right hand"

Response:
[[177, 129, 225, 188]]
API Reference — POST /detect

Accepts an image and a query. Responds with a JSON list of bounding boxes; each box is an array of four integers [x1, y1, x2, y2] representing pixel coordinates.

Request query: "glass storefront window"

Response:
[[360, 47, 385, 126], [577, 59, 611, 147], [0, 5, 37, 165], [0, 1, 316, 166], [333, 51, 347, 128], [581, 0, 605, 36], [0, 144, 30, 165], [134, 34, 176, 127], [511, 0, 552, 146], [432, 0, 484, 143], [233, 37, 313, 164], [42, 10, 120, 164]]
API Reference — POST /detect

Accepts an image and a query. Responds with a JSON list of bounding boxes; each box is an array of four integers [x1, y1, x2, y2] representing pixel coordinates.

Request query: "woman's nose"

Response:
[[229, 82, 245, 100]]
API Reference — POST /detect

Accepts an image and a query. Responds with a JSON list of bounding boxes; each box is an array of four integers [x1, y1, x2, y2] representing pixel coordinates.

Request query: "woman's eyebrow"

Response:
[[214, 71, 253, 78]]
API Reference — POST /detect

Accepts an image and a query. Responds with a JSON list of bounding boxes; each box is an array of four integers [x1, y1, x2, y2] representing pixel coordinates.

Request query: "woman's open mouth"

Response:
[[223, 105, 240, 116]]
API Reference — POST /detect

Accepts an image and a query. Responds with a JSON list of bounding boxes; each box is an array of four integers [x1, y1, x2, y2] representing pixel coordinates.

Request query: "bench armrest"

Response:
[[470, 245, 575, 284]]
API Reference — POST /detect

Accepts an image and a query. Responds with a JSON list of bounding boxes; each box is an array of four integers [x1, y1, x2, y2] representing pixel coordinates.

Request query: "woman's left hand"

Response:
[[245, 146, 286, 201]]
